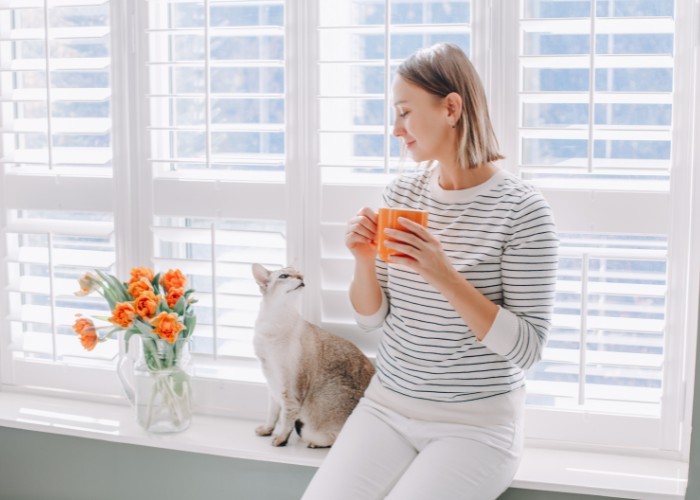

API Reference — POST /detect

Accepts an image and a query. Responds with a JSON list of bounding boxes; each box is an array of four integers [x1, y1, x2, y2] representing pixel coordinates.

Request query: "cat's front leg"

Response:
[[271, 391, 300, 447], [255, 394, 280, 436]]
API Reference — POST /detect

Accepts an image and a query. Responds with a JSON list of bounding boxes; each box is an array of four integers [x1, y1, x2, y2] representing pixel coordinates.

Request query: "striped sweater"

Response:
[[355, 167, 559, 406]]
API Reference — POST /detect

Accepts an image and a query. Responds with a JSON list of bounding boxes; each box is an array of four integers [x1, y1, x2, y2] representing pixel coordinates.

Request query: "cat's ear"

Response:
[[252, 263, 271, 290]]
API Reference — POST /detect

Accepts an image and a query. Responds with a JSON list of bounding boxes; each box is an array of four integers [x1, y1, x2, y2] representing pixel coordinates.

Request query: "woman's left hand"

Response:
[[383, 217, 456, 286]]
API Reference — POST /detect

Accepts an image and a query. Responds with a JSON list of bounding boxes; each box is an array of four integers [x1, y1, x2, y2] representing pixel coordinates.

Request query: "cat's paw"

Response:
[[255, 425, 274, 436], [271, 434, 288, 447]]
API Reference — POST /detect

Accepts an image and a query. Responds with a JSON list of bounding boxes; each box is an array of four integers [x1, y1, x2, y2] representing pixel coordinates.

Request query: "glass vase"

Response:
[[118, 337, 193, 433]]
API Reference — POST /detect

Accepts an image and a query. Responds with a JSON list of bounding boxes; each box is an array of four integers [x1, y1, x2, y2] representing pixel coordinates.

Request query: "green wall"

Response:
[[0, 426, 618, 500]]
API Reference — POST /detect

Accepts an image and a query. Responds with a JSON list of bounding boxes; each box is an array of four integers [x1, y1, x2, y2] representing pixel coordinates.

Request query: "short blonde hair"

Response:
[[396, 43, 504, 169]]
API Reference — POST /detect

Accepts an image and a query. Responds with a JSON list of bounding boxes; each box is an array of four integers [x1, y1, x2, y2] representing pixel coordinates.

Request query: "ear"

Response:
[[252, 263, 271, 290], [444, 92, 463, 126]]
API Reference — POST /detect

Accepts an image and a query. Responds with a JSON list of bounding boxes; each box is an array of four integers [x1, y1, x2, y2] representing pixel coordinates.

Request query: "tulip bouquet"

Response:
[[73, 267, 197, 432], [73, 267, 196, 361]]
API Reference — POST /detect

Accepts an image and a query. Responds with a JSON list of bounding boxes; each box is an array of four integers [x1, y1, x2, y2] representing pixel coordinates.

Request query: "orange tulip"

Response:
[[160, 269, 187, 292], [135, 291, 159, 319], [129, 267, 154, 285], [128, 278, 153, 299], [150, 312, 184, 343], [79, 331, 99, 351], [165, 288, 185, 309], [72, 318, 98, 351], [75, 272, 101, 297], [73, 317, 95, 336], [110, 302, 136, 328]]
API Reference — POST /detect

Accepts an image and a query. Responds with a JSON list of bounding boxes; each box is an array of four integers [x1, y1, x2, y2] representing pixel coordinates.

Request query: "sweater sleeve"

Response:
[[351, 183, 393, 330], [479, 191, 559, 370]]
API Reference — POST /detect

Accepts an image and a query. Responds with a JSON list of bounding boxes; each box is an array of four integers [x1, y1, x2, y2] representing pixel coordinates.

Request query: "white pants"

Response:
[[301, 398, 523, 500]]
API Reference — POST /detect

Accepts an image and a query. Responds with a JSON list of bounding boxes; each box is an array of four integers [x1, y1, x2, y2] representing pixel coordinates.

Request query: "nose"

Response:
[[392, 118, 405, 138]]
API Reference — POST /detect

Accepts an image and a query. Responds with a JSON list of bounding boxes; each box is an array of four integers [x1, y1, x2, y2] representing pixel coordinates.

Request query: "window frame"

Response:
[[0, 0, 697, 461]]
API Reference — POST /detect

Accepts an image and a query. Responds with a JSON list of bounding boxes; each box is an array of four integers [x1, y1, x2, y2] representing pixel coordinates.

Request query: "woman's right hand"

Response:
[[345, 207, 378, 261]]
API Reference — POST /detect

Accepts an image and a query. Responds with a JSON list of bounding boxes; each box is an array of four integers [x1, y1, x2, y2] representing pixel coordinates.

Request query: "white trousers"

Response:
[[301, 398, 523, 500]]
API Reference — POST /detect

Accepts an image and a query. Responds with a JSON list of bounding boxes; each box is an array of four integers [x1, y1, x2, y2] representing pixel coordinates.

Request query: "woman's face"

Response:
[[391, 76, 453, 163]]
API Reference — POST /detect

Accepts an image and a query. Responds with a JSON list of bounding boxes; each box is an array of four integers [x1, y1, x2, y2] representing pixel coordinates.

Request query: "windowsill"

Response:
[[0, 391, 689, 500]]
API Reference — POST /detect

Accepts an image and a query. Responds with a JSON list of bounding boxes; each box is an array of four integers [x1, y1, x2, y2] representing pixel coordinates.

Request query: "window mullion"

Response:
[[287, 0, 318, 322], [487, 0, 519, 176]]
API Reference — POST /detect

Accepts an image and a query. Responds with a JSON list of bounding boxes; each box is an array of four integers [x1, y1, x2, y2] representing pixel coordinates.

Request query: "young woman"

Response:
[[302, 43, 559, 500]]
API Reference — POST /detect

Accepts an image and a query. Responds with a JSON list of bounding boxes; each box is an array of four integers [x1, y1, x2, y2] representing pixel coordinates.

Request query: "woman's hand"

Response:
[[383, 217, 456, 286], [345, 207, 378, 262]]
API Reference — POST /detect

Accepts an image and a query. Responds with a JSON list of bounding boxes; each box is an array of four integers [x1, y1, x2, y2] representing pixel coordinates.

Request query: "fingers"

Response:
[[396, 217, 431, 241], [356, 207, 377, 224], [346, 207, 379, 246], [383, 240, 416, 258], [348, 220, 375, 243], [383, 227, 423, 248], [348, 218, 376, 242]]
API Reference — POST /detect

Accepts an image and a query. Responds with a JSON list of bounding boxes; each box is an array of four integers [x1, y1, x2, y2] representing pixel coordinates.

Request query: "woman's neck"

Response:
[[436, 162, 497, 191]]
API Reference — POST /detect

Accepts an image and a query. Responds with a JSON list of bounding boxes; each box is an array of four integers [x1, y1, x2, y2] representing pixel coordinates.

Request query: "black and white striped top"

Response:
[[356, 167, 559, 404]]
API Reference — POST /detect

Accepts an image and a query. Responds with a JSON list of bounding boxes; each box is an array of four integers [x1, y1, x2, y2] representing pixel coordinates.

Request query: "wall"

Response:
[[0, 426, 618, 500]]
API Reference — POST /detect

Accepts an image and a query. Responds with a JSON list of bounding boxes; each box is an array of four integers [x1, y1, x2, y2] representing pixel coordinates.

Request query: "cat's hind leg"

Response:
[[298, 425, 338, 448]]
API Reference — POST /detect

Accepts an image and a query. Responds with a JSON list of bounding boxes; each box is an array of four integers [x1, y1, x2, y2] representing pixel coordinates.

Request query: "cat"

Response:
[[251, 263, 375, 448]]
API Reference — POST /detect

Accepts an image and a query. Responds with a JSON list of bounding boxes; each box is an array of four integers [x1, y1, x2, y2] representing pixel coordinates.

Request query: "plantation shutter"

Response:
[[144, 0, 290, 368], [0, 0, 123, 395], [505, 0, 684, 448], [314, 0, 473, 353]]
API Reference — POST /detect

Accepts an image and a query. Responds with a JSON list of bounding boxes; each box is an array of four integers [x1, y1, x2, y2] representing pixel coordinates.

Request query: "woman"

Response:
[[302, 43, 558, 500]]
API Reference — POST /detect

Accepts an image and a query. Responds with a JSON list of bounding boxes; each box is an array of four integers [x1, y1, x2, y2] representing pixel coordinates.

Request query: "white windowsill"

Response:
[[0, 391, 689, 500]]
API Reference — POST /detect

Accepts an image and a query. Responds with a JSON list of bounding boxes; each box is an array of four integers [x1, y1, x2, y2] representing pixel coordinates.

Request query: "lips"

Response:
[[405, 140, 416, 150]]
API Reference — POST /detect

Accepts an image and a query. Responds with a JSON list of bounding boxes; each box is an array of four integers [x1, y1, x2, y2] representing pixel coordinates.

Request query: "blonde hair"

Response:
[[396, 43, 504, 169]]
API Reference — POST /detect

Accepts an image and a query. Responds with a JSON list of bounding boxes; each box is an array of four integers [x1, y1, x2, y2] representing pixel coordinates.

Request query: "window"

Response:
[[504, 0, 694, 452], [1, 0, 698, 459], [0, 0, 120, 396], [146, 0, 288, 369]]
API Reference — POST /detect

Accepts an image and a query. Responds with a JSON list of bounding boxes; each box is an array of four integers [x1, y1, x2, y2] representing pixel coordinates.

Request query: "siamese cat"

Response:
[[252, 264, 375, 448]]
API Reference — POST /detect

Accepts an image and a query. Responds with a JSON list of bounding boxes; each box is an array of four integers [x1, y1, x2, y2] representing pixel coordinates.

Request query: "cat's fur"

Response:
[[252, 264, 375, 448]]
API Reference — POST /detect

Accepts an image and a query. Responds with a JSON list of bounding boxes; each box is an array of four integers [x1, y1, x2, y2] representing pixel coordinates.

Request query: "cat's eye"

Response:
[[278, 274, 289, 279]]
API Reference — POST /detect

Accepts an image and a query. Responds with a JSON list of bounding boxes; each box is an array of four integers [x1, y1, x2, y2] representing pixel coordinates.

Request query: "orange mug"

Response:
[[376, 207, 429, 262]]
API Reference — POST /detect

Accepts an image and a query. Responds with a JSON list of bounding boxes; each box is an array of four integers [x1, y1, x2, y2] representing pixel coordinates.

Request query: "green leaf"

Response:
[[174, 296, 186, 316], [152, 273, 162, 292], [164, 342, 175, 368], [96, 270, 129, 302], [171, 369, 189, 397], [157, 299, 168, 314], [142, 337, 162, 371], [183, 314, 197, 338], [134, 318, 154, 336]]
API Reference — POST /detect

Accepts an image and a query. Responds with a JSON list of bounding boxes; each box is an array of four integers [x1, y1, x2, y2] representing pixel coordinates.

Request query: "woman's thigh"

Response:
[[301, 400, 417, 500], [385, 423, 523, 500]]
